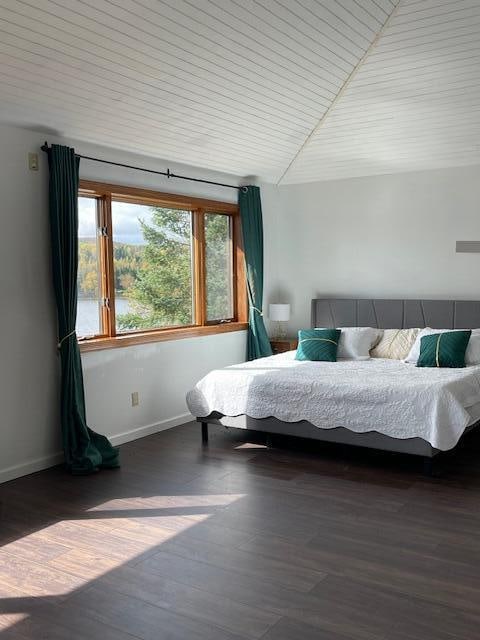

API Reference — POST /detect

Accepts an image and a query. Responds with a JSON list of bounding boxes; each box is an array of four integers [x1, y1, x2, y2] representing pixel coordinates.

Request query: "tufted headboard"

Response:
[[311, 298, 480, 330]]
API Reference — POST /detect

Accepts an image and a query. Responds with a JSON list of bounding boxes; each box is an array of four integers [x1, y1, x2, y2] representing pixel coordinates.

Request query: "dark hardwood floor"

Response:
[[1, 421, 480, 639]]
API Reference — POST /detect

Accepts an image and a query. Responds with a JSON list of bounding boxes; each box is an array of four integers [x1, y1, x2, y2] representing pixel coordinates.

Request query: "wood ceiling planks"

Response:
[[1, 1, 479, 184]]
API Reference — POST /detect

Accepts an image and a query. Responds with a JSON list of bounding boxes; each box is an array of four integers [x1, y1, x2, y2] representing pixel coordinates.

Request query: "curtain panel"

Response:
[[238, 186, 273, 361], [47, 144, 119, 474]]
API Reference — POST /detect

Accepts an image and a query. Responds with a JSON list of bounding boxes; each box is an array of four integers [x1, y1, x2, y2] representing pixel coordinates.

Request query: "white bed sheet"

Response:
[[186, 352, 480, 451]]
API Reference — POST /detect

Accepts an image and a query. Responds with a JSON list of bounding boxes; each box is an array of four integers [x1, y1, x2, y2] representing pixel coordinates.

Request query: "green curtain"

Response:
[[47, 144, 120, 474], [238, 186, 273, 360]]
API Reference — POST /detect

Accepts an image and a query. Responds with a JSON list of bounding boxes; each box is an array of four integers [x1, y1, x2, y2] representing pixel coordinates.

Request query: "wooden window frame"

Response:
[[78, 180, 247, 352]]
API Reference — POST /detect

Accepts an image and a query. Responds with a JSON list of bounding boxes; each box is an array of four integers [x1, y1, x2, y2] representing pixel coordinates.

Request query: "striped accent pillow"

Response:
[[417, 330, 471, 368], [371, 328, 419, 359], [295, 329, 341, 362]]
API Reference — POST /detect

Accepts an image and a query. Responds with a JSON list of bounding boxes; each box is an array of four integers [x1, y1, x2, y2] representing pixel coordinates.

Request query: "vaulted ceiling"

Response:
[[1, 0, 479, 184]]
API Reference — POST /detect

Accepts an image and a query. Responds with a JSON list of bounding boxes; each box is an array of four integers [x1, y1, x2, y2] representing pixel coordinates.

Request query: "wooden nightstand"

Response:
[[270, 338, 298, 354]]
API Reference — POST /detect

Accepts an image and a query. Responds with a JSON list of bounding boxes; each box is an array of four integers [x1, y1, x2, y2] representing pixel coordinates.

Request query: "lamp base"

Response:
[[274, 321, 287, 340]]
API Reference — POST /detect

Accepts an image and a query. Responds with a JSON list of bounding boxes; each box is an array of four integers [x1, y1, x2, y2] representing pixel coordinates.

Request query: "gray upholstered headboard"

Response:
[[311, 299, 480, 330]]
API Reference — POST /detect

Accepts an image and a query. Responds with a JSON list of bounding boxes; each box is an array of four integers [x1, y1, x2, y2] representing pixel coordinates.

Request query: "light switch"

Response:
[[28, 152, 39, 171]]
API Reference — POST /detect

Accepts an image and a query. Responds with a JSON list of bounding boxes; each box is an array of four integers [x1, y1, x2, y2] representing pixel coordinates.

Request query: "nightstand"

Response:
[[270, 338, 298, 354]]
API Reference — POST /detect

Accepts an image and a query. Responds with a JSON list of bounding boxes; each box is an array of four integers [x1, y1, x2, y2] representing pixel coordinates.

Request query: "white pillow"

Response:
[[316, 327, 383, 360], [405, 328, 480, 365], [467, 329, 480, 364]]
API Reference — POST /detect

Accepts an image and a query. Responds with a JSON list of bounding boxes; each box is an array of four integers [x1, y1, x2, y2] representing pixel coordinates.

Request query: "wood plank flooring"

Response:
[[1, 421, 480, 639]]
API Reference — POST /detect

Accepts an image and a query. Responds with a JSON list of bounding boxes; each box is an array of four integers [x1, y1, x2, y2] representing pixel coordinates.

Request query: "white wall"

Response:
[[0, 123, 247, 482], [0, 126, 59, 482], [263, 166, 480, 334], [82, 332, 246, 447]]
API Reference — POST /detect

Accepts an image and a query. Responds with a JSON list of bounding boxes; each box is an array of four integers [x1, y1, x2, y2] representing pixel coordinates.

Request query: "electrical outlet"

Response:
[[28, 152, 39, 171], [131, 391, 139, 407]]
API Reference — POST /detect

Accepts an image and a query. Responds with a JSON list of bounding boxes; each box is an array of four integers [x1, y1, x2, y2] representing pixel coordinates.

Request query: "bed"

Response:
[[186, 298, 480, 471]]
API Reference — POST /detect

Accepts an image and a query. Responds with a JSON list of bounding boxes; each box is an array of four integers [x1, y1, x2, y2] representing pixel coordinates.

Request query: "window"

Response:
[[77, 182, 246, 350], [111, 202, 194, 332], [205, 213, 233, 322], [77, 196, 102, 337]]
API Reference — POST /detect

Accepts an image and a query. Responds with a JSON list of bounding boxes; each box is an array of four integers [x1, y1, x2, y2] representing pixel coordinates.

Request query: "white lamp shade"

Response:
[[269, 303, 290, 322]]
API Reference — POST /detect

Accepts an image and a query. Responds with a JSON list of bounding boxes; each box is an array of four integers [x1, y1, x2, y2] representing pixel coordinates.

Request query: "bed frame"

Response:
[[198, 298, 480, 472]]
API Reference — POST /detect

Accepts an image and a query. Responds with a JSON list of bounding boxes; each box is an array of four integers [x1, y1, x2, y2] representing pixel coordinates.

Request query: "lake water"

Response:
[[76, 298, 132, 336]]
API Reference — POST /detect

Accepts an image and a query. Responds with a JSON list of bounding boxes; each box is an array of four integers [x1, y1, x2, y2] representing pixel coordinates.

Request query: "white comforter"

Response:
[[186, 352, 480, 451]]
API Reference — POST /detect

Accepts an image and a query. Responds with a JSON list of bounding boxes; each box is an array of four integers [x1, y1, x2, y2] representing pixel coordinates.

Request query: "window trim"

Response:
[[78, 180, 247, 352]]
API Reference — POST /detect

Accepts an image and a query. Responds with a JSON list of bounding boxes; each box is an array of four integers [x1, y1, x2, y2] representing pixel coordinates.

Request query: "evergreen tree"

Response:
[[117, 208, 193, 330]]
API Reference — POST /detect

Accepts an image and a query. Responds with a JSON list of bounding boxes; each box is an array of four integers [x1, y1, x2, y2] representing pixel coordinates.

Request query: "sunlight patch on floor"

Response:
[[0, 612, 29, 630], [0, 493, 246, 603], [85, 494, 246, 511], [235, 442, 268, 449]]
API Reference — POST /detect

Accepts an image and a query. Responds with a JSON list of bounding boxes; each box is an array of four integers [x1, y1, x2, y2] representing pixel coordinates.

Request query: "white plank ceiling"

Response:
[[282, 0, 480, 182], [0, 0, 479, 183]]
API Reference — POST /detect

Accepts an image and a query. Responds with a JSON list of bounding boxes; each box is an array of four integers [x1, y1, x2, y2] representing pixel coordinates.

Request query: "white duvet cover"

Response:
[[186, 352, 480, 451]]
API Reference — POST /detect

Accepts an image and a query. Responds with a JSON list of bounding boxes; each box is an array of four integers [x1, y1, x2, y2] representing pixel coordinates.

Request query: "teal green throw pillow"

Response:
[[295, 329, 341, 362], [417, 330, 471, 368]]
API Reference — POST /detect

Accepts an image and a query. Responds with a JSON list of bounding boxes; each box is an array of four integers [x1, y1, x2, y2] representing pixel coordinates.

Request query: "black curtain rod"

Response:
[[40, 142, 247, 192]]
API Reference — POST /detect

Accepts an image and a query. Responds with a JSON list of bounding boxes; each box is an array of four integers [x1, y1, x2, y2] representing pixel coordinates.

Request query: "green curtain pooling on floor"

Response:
[[238, 186, 273, 361], [47, 144, 120, 474]]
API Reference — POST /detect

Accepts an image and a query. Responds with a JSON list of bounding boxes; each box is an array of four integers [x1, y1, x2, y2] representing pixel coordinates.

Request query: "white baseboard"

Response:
[[0, 451, 64, 485], [0, 413, 193, 485], [108, 413, 193, 447]]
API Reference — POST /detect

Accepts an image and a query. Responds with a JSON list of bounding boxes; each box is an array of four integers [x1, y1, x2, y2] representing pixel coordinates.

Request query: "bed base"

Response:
[[198, 415, 464, 476], [199, 414, 440, 456]]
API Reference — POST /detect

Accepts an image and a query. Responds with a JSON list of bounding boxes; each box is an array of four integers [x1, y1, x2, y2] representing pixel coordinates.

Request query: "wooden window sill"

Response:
[[79, 322, 249, 353]]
